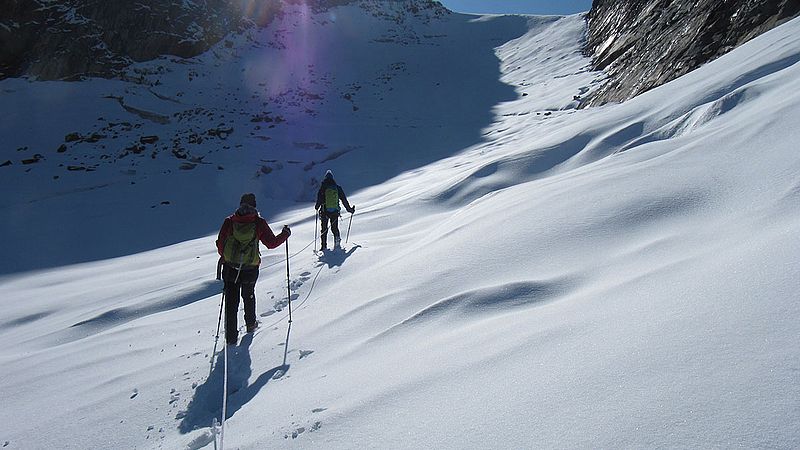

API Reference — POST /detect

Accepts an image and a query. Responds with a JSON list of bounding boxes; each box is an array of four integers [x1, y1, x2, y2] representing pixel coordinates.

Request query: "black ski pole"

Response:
[[346, 210, 355, 243], [285, 238, 292, 323], [214, 257, 225, 343], [314, 210, 318, 252], [215, 292, 224, 340], [209, 289, 225, 378]]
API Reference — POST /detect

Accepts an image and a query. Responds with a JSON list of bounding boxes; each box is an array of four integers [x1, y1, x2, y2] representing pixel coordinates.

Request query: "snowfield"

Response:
[[1, 3, 799, 449]]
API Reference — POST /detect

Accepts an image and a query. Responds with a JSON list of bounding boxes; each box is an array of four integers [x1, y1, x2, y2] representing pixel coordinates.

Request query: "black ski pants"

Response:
[[222, 264, 259, 343], [319, 210, 341, 245]]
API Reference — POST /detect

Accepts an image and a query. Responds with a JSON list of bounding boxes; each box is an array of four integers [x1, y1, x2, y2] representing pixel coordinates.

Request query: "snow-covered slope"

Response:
[[0, 0, 522, 274], [2, 3, 800, 449]]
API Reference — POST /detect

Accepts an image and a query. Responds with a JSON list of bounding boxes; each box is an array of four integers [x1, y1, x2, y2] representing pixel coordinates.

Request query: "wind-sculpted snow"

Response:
[[1, 10, 800, 450], [48, 280, 221, 345], [433, 133, 594, 205], [370, 279, 577, 340]]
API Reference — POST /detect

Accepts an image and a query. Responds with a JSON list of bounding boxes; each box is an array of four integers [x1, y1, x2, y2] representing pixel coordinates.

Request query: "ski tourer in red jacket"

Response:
[[216, 192, 290, 345], [216, 198, 290, 264]]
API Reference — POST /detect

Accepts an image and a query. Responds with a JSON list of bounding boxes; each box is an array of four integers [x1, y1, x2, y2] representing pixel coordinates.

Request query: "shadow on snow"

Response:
[[317, 244, 359, 268], [178, 331, 291, 434]]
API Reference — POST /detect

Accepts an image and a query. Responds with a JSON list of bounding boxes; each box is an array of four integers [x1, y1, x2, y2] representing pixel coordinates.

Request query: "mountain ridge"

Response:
[[0, 0, 448, 81], [583, 0, 800, 105]]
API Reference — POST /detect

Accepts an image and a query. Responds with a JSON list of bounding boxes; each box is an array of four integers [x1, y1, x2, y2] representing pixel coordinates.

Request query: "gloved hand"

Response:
[[282, 225, 291, 237], [348, 205, 356, 214]]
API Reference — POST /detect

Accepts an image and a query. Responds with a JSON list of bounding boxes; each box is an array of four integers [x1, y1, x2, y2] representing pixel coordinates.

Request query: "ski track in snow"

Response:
[[2, 4, 800, 449]]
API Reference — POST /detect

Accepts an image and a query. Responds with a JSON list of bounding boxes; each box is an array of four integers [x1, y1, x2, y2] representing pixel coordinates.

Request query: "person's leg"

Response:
[[320, 211, 330, 248], [240, 267, 260, 330], [224, 281, 241, 344], [331, 212, 341, 245], [242, 283, 257, 329]]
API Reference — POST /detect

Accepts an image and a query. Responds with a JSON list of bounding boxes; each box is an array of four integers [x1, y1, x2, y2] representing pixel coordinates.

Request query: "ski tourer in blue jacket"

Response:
[[314, 170, 354, 249]]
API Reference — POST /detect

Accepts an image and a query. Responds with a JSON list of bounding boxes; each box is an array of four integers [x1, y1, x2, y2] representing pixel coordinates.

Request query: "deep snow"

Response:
[[1, 3, 799, 449]]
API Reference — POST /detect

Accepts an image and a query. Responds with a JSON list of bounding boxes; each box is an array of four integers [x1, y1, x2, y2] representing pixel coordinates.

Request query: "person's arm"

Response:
[[257, 218, 290, 249], [338, 186, 354, 213], [315, 188, 323, 211], [215, 218, 231, 256]]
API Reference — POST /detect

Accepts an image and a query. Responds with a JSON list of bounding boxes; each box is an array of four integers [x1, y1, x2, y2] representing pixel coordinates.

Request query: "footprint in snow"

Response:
[[299, 350, 314, 359], [130, 389, 138, 399], [185, 430, 214, 450], [285, 422, 322, 439]]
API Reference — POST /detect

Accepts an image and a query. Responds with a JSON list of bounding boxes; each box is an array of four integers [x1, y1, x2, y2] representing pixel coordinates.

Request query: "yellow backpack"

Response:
[[223, 221, 260, 266], [324, 186, 340, 212]]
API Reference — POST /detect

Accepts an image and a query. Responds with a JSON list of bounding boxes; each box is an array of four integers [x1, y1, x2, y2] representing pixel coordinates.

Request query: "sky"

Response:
[[438, 0, 593, 15]]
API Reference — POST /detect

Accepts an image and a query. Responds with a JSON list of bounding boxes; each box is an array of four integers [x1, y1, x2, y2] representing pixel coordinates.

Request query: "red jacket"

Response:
[[216, 212, 289, 264]]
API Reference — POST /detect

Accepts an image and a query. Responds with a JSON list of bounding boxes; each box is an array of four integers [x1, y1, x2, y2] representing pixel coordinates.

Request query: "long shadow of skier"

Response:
[[226, 324, 293, 417], [178, 331, 290, 433], [318, 245, 359, 269]]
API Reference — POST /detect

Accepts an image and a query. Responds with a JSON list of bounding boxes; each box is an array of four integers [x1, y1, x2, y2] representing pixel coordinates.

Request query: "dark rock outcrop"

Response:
[[0, 0, 252, 80], [583, 0, 800, 106]]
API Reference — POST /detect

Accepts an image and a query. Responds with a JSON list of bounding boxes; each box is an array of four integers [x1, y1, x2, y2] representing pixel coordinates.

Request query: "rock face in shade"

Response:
[[0, 0, 446, 81], [582, 0, 800, 106], [0, 0, 253, 80]]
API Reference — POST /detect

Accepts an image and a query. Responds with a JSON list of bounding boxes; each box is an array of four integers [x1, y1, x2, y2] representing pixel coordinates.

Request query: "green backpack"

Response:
[[223, 221, 260, 266], [324, 186, 340, 212]]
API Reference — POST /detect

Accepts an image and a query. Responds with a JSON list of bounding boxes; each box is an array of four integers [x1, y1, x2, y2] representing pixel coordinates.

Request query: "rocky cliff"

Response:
[[7, 0, 796, 104], [0, 0, 444, 81], [583, 0, 800, 106], [0, 0, 257, 80]]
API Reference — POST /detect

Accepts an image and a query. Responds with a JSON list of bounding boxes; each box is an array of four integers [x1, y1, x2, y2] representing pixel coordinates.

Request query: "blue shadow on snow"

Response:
[[178, 333, 290, 433]]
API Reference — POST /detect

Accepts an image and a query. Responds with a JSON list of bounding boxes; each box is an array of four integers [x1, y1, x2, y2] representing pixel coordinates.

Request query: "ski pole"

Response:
[[285, 238, 292, 324], [314, 210, 318, 252], [214, 258, 225, 341], [346, 210, 355, 243], [214, 291, 224, 342], [208, 289, 225, 380]]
